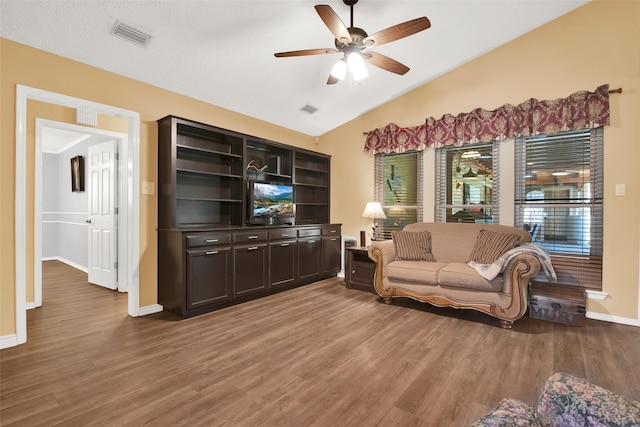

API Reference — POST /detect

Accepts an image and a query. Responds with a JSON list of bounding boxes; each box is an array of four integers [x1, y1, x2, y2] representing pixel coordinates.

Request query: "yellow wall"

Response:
[[0, 38, 319, 336], [2, 0, 639, 337], [326, 0, 640, 320]]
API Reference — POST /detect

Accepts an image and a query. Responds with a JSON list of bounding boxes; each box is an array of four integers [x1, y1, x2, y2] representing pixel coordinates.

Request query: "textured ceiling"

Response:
[[1, 0, 588, 136]]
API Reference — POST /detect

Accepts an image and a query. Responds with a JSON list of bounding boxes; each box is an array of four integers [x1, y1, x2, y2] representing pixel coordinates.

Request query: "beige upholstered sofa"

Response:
[[368, 222, 544, 329]]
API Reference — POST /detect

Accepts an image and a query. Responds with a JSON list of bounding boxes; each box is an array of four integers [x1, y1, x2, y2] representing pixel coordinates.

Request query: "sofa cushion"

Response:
[[385, 260, 447, 285], [438, 262, 503, 292], [391, 230, 436, 261], [470, 398, 542, 427], [468, 229, 524, 264], [537, 372, 640, 427]]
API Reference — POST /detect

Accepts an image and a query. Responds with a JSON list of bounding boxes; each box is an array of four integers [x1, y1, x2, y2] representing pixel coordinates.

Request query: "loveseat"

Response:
[[368, 222, 552, 329], [471, 372, 640, 426]]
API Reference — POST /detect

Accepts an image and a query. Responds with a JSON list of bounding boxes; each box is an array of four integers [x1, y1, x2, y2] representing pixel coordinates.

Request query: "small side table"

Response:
[[345, 246, 376, 293]]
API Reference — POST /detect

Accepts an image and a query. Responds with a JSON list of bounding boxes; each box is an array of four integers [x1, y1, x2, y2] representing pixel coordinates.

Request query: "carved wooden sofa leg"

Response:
[[382, 296, 393, 305], [500, 319, 514, 329]]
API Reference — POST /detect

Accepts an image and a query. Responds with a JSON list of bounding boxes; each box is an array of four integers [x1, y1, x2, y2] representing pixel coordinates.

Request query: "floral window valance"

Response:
[[364, 84, 611, 155]]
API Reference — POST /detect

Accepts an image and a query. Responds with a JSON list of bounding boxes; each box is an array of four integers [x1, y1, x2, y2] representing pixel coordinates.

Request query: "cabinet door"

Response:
[[270, 240, 297, 288], [322, 236, 341, 275], [298, 238, 322, 281], [186, 247, 232, 308], [234, 244, 268, 297]]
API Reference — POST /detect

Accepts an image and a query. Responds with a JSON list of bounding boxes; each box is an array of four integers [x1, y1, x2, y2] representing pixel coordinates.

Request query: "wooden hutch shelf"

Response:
[[157, 115, 340, 317]]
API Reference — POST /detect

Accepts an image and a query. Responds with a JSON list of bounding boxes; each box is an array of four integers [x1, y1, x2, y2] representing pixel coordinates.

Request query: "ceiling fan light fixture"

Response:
[[274, 1, 430, 84], [462, 167, 477, 178], [330, 59, 347, 80]]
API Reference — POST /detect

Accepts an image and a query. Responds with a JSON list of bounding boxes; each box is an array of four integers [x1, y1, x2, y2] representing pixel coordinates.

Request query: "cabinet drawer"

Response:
[[233, 230, 268, 243], [298, 227, 321, 238], [269, 228, 298, 240], [322, 224, 341, 236], [185, 232, 231, 248]]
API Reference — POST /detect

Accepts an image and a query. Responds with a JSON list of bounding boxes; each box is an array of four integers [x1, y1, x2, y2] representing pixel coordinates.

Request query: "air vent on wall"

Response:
[[111, 20, 153, 46], [76, 109, 97, 126]]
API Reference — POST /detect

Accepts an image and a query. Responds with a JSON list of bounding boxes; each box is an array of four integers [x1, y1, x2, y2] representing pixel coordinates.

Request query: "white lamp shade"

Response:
[[362, 202, 386, 219], [347, 53, 368, 81], [330, 59, 347, 80]]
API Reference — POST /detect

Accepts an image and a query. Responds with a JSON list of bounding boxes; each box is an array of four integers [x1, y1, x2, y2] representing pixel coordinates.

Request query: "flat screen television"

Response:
[[248, 181, 295, 225]]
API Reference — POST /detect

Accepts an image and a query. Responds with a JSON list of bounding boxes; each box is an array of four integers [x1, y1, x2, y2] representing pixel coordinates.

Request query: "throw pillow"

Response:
[[468, 229, 523, 264], [392, 230, 436, 262]]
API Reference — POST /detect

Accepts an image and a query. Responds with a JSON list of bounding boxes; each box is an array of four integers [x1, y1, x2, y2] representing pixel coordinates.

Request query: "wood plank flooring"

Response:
[[1, 260, 639, 426]]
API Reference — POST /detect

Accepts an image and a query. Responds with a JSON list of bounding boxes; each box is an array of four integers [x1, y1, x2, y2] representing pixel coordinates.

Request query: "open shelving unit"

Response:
[[158, 115, 331, 229], [159, 117, 246, 228], [293, 151, 330, 224]]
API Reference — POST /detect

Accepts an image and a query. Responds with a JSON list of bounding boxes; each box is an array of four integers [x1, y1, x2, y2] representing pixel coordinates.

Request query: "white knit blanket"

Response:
[[468, 243, 557, 282]]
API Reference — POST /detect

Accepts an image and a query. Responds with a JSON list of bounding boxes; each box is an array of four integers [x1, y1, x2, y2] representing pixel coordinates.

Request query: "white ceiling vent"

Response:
[[111, 20, 153, 46], [300, 104, 318, 114]]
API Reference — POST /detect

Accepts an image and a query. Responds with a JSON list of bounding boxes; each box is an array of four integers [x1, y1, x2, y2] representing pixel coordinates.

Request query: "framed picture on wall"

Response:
[[71, 155, 84, 192]]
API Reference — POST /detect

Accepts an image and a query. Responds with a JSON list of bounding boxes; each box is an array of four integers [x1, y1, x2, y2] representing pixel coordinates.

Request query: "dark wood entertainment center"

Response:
[[157, 116, 341, 317]]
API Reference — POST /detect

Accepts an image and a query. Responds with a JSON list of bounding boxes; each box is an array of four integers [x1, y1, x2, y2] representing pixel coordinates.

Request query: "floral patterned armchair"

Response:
[[471, 372, 640, 427]]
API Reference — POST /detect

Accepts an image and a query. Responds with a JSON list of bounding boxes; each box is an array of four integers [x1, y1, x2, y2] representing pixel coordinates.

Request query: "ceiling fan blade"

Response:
[[274, 48, 338, 58], [364, 17, 431, 47], [327, 73, 339, 85], [315, 5, 352, 43], [364, 51, 410, 75]]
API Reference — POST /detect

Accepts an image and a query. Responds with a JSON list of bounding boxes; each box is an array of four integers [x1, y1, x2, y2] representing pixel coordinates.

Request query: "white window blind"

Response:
[[515, 128, 603, 289], [435, 142, 500, 223], [374, 151, 423, 240]]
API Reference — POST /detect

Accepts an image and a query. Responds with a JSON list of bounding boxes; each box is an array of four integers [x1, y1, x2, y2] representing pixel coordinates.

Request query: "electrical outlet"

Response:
[[615, 184, 625, 196]]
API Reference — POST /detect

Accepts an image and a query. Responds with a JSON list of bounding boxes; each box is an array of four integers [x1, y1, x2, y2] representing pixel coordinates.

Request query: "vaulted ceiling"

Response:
[[1, 0, 588, 136]]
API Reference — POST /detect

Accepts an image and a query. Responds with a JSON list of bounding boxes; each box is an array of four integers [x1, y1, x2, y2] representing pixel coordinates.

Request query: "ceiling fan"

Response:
[[274, 0, 431, 84]]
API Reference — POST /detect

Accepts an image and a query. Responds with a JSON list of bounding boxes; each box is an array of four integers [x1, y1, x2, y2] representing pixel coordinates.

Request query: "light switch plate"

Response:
[[142, 181, 155, 195], [615, 184, 625, 196]]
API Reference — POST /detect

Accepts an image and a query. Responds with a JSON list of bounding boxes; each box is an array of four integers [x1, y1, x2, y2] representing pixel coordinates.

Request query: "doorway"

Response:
[[12, 85, 145, 348], [35, 119, 126, 307]]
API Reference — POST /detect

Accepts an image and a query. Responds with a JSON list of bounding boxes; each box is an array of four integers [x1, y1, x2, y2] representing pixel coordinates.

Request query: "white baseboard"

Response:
[[42, 256, 88, 273], [0, 334, 19, 349], [586, 311, 640, 327], [136, 304, 163, 316]]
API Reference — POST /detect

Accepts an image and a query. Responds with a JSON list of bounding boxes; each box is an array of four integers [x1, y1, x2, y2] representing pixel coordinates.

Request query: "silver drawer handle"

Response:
[[205, 251, 219, 255], [329, 230, 337, 233], [280, 243, 290, 247], [248, 246, 259, 251], [307, 240, 319, 243], [205, 239, 219, 243], [281, 234, 293, 237], [248, 236, 259, 240], [329, 238, 337, 241]]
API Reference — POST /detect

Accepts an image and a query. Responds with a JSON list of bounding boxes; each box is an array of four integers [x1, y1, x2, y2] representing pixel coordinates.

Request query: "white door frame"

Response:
[[35, 119, 127, 306], [14, 84, 141, 347]]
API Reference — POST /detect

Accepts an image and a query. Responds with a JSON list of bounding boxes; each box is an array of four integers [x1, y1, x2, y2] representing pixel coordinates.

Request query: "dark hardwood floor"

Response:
[[2, 260, 639, 426]]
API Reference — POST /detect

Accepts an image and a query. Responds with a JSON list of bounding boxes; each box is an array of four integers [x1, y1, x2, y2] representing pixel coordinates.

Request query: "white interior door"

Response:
[[87, 140, 118, 289]]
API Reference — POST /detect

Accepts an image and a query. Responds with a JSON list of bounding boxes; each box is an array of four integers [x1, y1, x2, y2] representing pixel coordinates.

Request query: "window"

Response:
[[435, 142, 499, 224], [374, 151, 423, 240], [515, 128, 603, 289]]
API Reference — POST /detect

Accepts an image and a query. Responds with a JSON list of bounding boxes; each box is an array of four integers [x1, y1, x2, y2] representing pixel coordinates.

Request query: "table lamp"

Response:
[[362, 201, 387, 242]]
